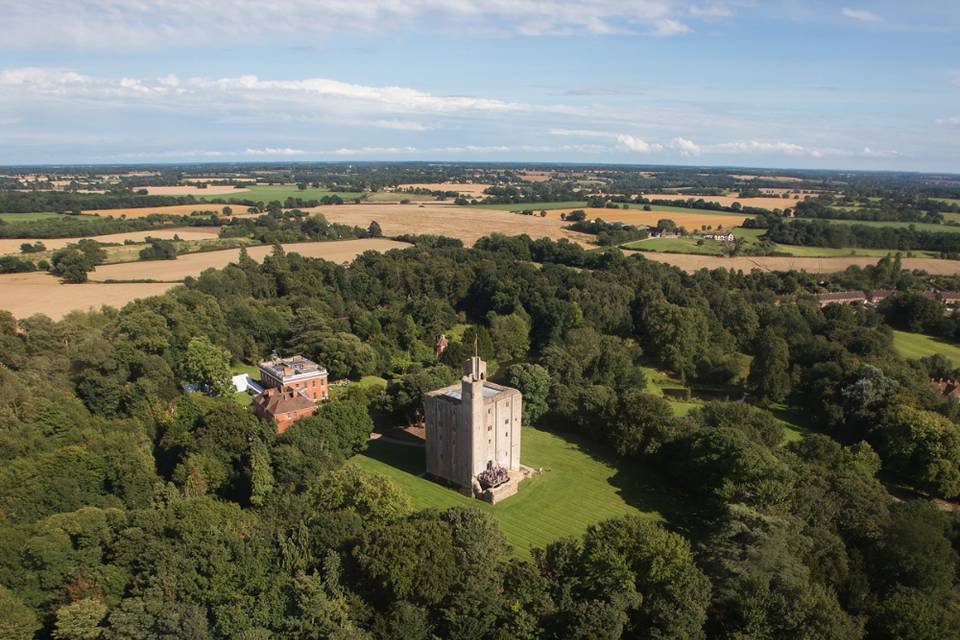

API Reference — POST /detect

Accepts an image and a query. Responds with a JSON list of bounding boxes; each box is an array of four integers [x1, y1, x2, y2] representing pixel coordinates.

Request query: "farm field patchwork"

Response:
[[196, 184, 363, 203], [305, 203, 594, 246], [639, 193, 803, 211], [88, 238, 410, 282], [83, 203, 237, 218], [822, 218, 960, 234], [351, 426, 669, 558], [471, 201, 589, 211], [0, 238, 409, 320], [0, 212, 87, 222], [891, 330, 960, 365], [141, 185, 249, 196], [396, 182, 492, 196], [627, 251, 960, 275], [0, 271, 178, 320], [545, 207, 750, 229], [0, 227, 221, 255]]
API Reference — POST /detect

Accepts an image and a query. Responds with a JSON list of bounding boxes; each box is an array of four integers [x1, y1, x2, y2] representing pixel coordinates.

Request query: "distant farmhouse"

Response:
[[252, 354, 328, 433], [424, 356, 525, 503], [703, 231, 735, 242]]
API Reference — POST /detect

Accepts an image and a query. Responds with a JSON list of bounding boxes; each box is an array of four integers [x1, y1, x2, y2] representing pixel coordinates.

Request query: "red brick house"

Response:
[[257, 354, 328, 401], [252, 388, 317, 433], [252, 354, 328, 432]]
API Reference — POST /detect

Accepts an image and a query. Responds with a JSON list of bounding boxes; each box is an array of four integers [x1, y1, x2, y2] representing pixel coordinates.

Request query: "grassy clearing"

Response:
[[470, 201, 588, 212], [197, 184, 364, 204], [892, 330, 960, 365], [329, 375, 388, 400], [351, 426, 669, 558]]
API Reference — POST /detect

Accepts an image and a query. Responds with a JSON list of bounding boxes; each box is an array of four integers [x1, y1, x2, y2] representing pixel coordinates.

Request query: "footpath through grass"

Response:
[[892, 330, 960, 365], [351, 427, 671, 558]]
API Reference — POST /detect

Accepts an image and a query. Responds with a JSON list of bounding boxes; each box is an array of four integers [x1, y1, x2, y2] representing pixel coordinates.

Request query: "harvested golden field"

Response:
[[630, 251, 960, 275], [83, 203, 236, 218], [641, 193, 805, 210], [303, 203, 593, 247], [519, 171, 553, 182], [141, 185, 249, 196], [0, 271, 178, 320], [396, 183, 492, 196], [89, 238, 410, 282], [183, 177, 257, 183], [0, 228, 220, 255], [545, 207, 748, 230]]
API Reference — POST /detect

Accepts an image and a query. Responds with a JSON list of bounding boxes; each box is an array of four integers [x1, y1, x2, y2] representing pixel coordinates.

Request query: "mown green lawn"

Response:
[[351, 427, 670, 558], [197, 184, 363, 203], [892, 330, 960, 365], [470, 201, 588, 211]]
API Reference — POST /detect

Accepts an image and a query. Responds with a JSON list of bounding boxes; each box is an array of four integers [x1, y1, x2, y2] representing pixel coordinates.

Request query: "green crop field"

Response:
[[351, 427, 670, 558], [197, 184, 364, 203], [471, 201, 588, 211], [892, 330, 960, 365], [0, 212, 91, 222], [822, 218, 960, 234]]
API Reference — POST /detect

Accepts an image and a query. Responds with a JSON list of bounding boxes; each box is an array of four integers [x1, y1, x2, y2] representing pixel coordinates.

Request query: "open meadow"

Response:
[[88, 237, 410, 282], [305, 203, 594, 246], [351, 426, 670, 558], [0, 227, 221, 255], [892, 330, 960, 364]]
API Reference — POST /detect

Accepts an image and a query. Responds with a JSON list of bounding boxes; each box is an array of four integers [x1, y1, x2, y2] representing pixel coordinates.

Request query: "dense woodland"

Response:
[[3, 229, 960, 638], [751, 216, 960, 255]]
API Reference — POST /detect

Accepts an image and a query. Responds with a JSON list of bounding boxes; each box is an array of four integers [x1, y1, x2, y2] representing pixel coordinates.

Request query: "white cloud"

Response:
[[841, 8, 881, 22], [616, 134, 664, 153], [862, 147, 899, 158], [670, 137, 701, 155], [936, 115, 960, 126], [653, 19, 693, 36], [244, 147, 306, 156], [3, 1, 731, 49], [0, 117, 22, 126]]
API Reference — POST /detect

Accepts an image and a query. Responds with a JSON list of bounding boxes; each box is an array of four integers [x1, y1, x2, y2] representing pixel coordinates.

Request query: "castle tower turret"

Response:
[[461, 356, 487, 483]]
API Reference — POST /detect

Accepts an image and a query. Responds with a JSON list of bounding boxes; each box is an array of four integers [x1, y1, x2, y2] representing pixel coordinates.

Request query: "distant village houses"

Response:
[[703, 231, 735, 242]]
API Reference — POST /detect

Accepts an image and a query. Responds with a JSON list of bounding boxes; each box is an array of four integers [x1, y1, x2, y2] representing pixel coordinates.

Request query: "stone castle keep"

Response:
[[424, 356, 523, 503]]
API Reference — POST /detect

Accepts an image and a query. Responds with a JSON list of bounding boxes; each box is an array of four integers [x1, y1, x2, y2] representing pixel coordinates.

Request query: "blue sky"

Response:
[[0, 0, 957, 171]]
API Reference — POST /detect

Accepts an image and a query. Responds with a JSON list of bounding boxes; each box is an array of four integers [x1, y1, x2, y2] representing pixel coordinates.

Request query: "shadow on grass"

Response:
[[524, 426, 705, 539], [362, 439, 426, 476]]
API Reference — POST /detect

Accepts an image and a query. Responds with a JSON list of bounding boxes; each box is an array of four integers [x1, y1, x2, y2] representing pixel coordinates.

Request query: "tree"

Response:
[[489, 312, 530, 360], [639, 300, 710, 381], [53, 598, 108, 640], [138, 237, 177, 260], [0, 586, 40, 640], [368, 220, 383, 237], [609, 390, 675, 456], [52, 248, 93, 283], [873, 405, 960, 498], [748, 328, 791, 404], [506, 363, 550, 425], [182, 336, 231, 396]]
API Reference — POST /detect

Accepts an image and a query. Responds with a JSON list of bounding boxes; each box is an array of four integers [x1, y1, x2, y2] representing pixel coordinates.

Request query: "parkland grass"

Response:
[[351, 427, 669, 558], [892, 330, 960, 365], [0, 212, 87, 222]]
